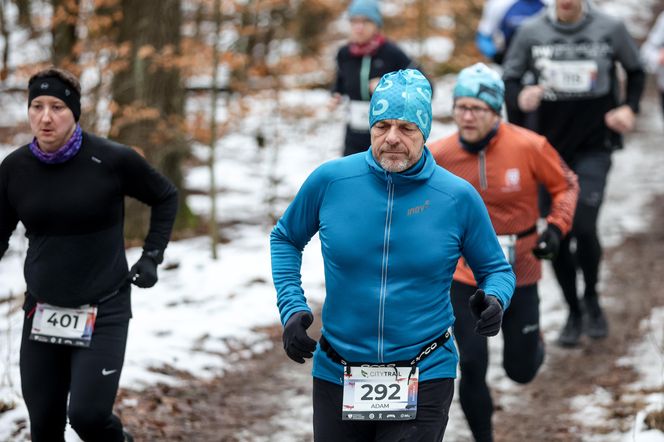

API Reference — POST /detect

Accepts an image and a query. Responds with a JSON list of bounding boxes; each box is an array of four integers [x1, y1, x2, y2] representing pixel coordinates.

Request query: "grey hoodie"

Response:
[[501, 0, 644, 160]]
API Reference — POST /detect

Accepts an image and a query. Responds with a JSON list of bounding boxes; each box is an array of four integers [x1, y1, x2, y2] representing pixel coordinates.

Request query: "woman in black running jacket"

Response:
[[0, 67, 178, 442]]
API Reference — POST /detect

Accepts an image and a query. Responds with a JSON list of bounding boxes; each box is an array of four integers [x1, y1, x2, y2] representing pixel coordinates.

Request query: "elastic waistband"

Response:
[[515, 225, 537, 239], [319, 329, 451, 372]]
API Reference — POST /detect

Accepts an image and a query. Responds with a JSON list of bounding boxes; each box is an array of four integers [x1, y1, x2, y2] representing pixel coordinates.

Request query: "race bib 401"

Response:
[[30, 303, 97, 347]]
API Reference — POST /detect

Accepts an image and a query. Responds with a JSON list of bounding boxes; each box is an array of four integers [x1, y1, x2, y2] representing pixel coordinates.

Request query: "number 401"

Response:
[[48, 312, 80, 329]]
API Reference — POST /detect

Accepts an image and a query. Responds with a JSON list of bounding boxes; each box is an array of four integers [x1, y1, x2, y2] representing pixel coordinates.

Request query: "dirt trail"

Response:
[[116, 99, 664, 441], [115, 195, 664, 441], [115, 82, 664, 442], [116, 318, 318, 441], [495, 196, 664, 441]]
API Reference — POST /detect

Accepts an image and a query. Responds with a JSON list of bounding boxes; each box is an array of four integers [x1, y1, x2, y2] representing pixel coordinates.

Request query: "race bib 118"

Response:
[[540, 59, 598, 93]]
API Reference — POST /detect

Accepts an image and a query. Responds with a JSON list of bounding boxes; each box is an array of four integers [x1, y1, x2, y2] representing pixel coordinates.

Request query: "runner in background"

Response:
[[272, 69, 515, 441], [502, 0, 645, 347], [0, 67, 178, 442], [329, 0, 416, 156], [476, 0, 546, 64], [476, 0, 546, 128], [429, 63, 578, 442], [641, 10, 664, 124]]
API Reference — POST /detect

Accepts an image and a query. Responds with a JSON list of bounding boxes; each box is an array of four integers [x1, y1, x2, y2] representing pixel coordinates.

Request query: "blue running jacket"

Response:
[[271, 148, 515, 385]]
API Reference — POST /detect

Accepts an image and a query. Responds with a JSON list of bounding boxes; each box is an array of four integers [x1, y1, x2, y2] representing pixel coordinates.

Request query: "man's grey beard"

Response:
[[379, 157, 410, 173]]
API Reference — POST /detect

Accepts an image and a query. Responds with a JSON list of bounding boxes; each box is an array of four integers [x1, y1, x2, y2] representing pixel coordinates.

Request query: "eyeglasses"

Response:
[[452, 105, 494, 117]]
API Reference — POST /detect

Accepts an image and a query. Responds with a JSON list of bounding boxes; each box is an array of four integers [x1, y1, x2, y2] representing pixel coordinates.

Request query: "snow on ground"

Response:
[[618, 307, 664, 442], [2, 72, 664, 441], [1, 0, 663, 440]]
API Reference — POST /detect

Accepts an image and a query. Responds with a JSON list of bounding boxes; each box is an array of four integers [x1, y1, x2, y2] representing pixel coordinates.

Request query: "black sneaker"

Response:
[[584, 297, 608, 339], [123, 431, 134, 442], [585, 309, 608, 339], [557, 312, 583, 347]]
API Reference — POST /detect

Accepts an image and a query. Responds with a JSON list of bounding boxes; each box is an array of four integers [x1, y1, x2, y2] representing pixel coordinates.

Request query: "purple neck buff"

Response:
[[29, 124, 83, 164]]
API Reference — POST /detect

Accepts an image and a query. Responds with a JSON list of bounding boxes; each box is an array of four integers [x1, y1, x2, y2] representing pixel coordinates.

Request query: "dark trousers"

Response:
[[20, 289, 131, 442], [313, 377, 454, 442], [547, 151, 612, 315], [451, 280, 545, 442]]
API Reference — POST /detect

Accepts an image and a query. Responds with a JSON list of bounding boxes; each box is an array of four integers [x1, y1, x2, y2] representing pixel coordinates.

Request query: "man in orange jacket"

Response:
[[429, 63, 579, 442]]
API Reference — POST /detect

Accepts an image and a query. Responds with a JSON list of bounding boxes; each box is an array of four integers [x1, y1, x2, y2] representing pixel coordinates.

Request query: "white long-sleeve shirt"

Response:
[[641, 11, 664, 91]]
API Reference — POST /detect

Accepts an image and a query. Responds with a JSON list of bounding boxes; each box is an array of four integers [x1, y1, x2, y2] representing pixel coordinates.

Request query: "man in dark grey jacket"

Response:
[[502, 0, 645, 347]]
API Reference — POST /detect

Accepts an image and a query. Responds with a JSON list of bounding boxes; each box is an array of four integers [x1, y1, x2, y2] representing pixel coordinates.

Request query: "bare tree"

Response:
[[208, 0, 220, 259], [109, 0, 192, 239], [13, 0, 31, 30], [0, 0, 9, 81], [51, 0, 81, 70]]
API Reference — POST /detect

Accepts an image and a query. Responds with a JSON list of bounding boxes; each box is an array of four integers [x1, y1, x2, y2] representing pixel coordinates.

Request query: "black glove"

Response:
[[469, 289, 503, 337], [532, 224, 562, 260], [129, 250, 161, 288], [282, 311, 317, 364]]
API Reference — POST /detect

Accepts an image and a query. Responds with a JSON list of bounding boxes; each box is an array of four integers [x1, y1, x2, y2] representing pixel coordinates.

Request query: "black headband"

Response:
[[28, 76, 81, 122]]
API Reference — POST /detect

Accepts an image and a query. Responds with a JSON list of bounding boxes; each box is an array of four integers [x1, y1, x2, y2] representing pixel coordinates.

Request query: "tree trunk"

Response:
[[208, 0, 221, 259], [110, 0, 193, 241], [14, 0, 32, 30], [0, 0, 9, 81], [51, 0, 80, 71]]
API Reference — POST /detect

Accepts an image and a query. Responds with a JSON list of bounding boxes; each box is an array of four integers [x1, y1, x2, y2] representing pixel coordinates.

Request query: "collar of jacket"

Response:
[[364, 146, 436, 184], [459, 122, 500, 154]]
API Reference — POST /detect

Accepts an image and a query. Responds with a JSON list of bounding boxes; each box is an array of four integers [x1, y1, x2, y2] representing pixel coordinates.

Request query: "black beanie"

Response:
[[28, 76, 81, 122]]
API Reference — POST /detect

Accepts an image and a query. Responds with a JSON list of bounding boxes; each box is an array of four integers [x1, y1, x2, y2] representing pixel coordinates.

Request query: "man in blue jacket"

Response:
[[270, 69, 516, 441]]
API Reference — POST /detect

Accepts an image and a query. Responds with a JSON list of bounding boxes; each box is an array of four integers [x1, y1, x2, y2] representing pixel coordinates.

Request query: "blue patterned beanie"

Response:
[[348, 0, 383, 27], [453, 63, 504, 112], [369, 69, 433, 140]]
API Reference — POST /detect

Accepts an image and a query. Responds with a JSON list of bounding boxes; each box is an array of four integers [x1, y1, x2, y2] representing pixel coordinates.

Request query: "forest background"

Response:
[[0, 0, 484, 246], [1, 0, 664, 441]]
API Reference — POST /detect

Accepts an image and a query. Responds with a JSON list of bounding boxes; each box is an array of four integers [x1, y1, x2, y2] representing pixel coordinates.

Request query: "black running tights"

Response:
[[451, 281, 544, 442], [20, 303, 129, 442]]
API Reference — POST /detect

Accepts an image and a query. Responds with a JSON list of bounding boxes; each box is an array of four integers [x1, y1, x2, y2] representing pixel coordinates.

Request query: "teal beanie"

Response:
[[369, 69, 433, 140], [453, 63, 505, 112], [348, 0, 383, 27]]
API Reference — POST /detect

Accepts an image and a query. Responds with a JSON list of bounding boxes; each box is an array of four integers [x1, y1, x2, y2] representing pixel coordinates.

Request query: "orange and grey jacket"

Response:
[[430, 122, 578, 287]]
